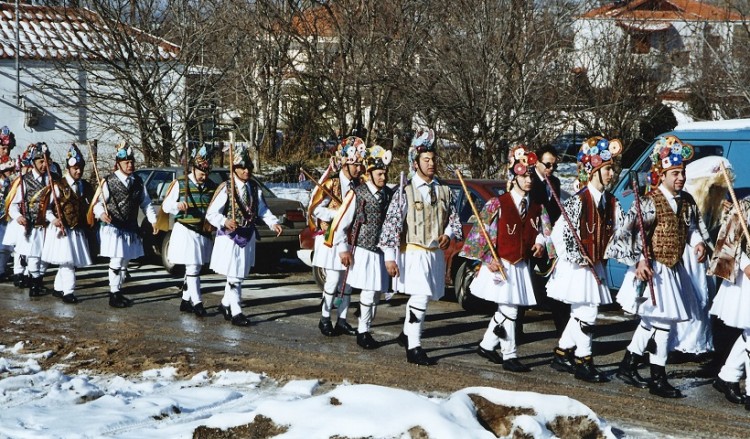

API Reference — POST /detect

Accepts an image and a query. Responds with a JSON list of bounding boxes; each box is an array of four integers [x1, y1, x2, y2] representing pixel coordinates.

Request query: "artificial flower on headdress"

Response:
[[28, 142, 50, 161], [115, 141, 135, 162], [0, 154, 14, 172], [647, 135, 694, 186], [408, 128, 437, 178], [66, 143, 85, 168], [364, 145, 392, 173], [338, 136, 367, 165], [576, 136, 623, 185], [231, 143, 254, 170], [0, 126, 15, 150], [192, 144, 214, 172], [506, 144, 537, 182]]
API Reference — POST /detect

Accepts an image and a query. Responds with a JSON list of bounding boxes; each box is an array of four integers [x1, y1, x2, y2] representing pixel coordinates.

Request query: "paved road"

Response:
[[2, 260, 749, 438]]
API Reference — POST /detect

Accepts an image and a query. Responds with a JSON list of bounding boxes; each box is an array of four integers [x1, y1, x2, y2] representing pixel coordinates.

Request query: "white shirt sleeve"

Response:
[[206, 184, 228, 229], [140, 188, 157, 224], [93, 181, 110, 219], [8, 181, 22, 221], [161, 182, 180, 215], [333, 194, 357, 254], [258, 187, 280, 229]]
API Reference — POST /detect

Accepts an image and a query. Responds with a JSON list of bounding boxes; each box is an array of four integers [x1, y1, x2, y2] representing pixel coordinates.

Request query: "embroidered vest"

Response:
[[216, 180, 260, 248], [405, 182, 450, 247], [175, 178, 217, 234], [0, 177, 10, 220], [649, 190, 688, 268], [578, 189, 616, 264], [496, 193, 541, 264], [316, 177, 351, 232], [22, 172, 50, 227], [351, 185, 392, 252], [105, 174, 144, 232], [57, 179, 91, 229]]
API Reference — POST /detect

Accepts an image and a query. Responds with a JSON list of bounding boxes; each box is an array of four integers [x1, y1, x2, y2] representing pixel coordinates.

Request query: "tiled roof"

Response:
[[0, 3, 180, 61], [582, 0, 744, 21]]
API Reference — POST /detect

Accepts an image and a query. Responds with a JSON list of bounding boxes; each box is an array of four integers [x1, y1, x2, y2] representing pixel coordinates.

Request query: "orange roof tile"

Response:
[[582, 0, 744, 21]]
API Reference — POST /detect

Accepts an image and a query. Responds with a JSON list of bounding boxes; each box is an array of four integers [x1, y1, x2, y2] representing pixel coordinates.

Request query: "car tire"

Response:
[[454, 260, 493, 312], [160, 231, 184, 277], [313, 263, 326, 291]]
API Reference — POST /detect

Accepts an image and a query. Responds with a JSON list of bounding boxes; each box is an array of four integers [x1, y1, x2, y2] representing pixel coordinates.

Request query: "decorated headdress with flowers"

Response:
[[0, 154, 14, 172], [231, 143, 254, 170], [115, 141, 135, 162], [408, 128, 437, 178], [576, 136, 623, 185], [506, 145, 537, 188], [191, 144, 214, 172], [337, 136, 367, 166], [28, 142, 50, 161], [364, 145, 392, 173], [0, 126, 16, 151], [66, 144, 85, 168], [648, 135, 694, 185]]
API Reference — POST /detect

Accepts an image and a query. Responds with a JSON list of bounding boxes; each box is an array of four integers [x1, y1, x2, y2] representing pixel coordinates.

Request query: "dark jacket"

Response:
[[530, 171, 561, 226]]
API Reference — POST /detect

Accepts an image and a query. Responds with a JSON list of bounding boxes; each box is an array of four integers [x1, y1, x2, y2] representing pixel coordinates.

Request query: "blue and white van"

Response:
[[607, 118, 750, 289]]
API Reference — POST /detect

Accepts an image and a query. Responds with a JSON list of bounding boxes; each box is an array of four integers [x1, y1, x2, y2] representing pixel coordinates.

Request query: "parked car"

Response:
[[607, 118, 750, 289], [551, 132, 591, 162], [298, 177, 507, 310], [134, 167, 307, 274]]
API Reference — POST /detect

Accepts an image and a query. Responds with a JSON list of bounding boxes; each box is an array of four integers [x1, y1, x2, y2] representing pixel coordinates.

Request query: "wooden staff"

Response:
[[43, 153, 66, 237], [87, 143, 108, 216], [630, 171, 655, 306], [228, 133, 237, 221], [16, 155, 30, 238], [300, 167, 342, 205], [720, 161, 750, 246], [454, 169, 506, 281], [543, 173, 602, 286]]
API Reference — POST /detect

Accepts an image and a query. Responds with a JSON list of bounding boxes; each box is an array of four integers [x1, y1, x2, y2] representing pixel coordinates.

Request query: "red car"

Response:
[[298, 178, 506, 310]]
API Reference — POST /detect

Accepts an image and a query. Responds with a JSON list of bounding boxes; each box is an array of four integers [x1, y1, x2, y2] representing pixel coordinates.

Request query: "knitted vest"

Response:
[[405, 182, 450, 247], [496, 193, 541, 264], [105, 173, 144, 232], [579, 189, 617, 264], [649, 190, 688, 268], [351, 185, 392, 252], [175, 178, 217, 234]]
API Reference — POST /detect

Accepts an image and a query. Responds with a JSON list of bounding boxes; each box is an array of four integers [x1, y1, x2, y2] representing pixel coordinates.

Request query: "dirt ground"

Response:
[[3, 261, 750, 438]]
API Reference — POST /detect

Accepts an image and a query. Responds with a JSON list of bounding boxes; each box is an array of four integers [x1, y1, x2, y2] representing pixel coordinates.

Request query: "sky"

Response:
[[0, 341, 618, 439]]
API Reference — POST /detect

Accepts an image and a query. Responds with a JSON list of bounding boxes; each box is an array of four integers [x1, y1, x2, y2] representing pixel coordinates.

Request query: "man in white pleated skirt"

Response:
[[461, 145, 551, 373], [308, 137, 364, 336], [205, 144, 282, 327], [329, 145, 393, 349], [0, 155, 16, 282], [379, 128, 462, 366], [546, 137, 625, 382], [91, 142, 157, 308], [43, 144, 94, 304], [161, 144, 217, 317], [607, 135, 708, 398]]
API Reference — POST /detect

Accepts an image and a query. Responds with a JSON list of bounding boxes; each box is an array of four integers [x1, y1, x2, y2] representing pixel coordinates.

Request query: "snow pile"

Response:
[[0, 344, 614, 439]]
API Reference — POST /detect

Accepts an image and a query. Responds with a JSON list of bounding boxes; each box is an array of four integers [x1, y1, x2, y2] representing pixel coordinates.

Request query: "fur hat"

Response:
[[648, 135, 693, 185], [338, 136, 367, 165], [364, 145, 392, 173], [576, 136, 623, 185], [66, 144, 85, 168], [115, 141, 135, 162], [0, 126, 15, 150], [192, 144, 214, 172]]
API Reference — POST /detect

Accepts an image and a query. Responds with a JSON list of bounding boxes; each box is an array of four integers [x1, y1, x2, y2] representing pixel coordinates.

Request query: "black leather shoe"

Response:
[[12, 274, 21, 288], [551, 347, 576, 374], [193, 302, 208, 317], [318, 318, 336, 336], [52, 290, 64, 299], [109, 293, 129, 308], [217, 304, 231, 321], [502, 358, 531, 373], [396, 332, 408, 348], [18, 275, 29, 290], [62, 294, 79, 304], [357, 332, 380, 350], [649, 365, 682, 398], [335, 320, 357, 336], [477, 345, 503, 364], [231, 313, 252, 327], [745, 396, 750, 411], [616, 350, 650, 389], [118, 292, 133, 307], [179, 300, 193, 313], [574, 356, 609, 383], [406, 346, 436, 366], [713, 377, 745, 404]]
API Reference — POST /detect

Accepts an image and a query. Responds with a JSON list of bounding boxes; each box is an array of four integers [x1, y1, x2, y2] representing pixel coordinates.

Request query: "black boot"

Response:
[[231, 313, 251, 327], [12, 273, 21, 288], [217, 304, 231, 321], [396, 332, 408, 348], [477, 344, 503, 364], [649, 364, 682, 398], [193, 302, 208, 317], [616, 351, 649, 389], [318, 318, 336, 336], [550, 347, 575, 374], [406, 346, 436, 366], [28, 276, 43, 297], [335, 320, 357, 336], [109, 292, 132, 308], [179, 299, 193, 313], [62, 293, 79, 304], [574, 356, 609, 383], [356, 332, 380, 350], [713, 377, 745, 404]]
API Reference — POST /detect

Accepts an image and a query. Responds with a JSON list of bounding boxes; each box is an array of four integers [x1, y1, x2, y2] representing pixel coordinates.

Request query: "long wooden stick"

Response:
[[300, 167, 342, 205], [630, 171, 656, 306], [720, 161, 750, 246], [543, 173, 602, 286], [87, 143, 108, 216], [228, 133, 236, 221], [454, 169, 506, 281]]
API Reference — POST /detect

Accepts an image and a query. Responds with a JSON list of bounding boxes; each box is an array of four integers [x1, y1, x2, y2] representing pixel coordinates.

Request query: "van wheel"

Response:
[[454, 260, 492, 312], [313, 264, 326, 291], [160, 231, 184, 276]]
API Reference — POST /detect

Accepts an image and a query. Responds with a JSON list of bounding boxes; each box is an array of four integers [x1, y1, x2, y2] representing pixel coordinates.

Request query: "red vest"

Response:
[[496, 193, 541, 264], [578, 189, 616, 264]]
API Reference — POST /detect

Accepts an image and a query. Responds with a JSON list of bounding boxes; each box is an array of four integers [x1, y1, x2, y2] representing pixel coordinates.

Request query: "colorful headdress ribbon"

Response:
[[0, 126, 15, 149], [648, 135, 693, 185], [192, 144, 214, 172], [28, 142, 50, 161], [115, 141, 135, 162], [576, 136, 622, 185], [364, 145, 392, 173], [231, 143, 254, 170], [507, 145, 537, 179], [338, 136, 367, 165], [66, 144, 85, 168]]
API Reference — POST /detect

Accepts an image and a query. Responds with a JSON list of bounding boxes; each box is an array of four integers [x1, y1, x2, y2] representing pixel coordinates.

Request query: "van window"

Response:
[[146, 170, 176, 201], [727, 141, 750, 198]]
